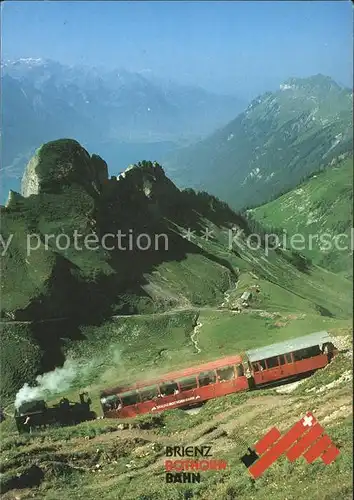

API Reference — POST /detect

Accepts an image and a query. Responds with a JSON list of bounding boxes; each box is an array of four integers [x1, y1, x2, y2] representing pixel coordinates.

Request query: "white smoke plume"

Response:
[[14, 359, 78, 409], [14, 345, 125, 409]]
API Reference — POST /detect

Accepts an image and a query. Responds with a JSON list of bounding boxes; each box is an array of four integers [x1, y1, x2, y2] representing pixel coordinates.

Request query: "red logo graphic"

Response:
[[240, 412, 340, 479]]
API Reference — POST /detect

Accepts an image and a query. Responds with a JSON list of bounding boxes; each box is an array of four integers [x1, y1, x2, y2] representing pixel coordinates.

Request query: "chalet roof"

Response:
[[246, 331, 332, 362]]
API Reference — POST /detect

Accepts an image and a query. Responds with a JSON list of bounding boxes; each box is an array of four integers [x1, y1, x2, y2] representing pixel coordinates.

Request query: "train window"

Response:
[[236, 364, 244, 376], [266, 356, 279, 369], [279, 355, 286, 365], [198, 371, 217, 387], [119, 391, 139, 407], [259, 360, 267, 371], [293, 349, 303, 361], [306, 345, 322, 357], [293, 348, 313, 362], [217, 366, 235, 381], [139, 385, 159, 402], [178, 377, 198, 391], [293, 346, 321, 361], [159, 381, 178, 396], [102, 394, 121, 410], [252, 362, 259, 372], [285, 353, 293, 363]]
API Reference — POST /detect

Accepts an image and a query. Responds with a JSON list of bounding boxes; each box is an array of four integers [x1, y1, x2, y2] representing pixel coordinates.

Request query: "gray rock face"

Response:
[[21, 154, 41, 197]]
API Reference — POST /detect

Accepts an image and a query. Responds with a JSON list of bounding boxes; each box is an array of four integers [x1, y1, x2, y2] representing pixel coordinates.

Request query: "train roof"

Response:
[[246, 331, 332, 362], [101, 353, 243, 395]]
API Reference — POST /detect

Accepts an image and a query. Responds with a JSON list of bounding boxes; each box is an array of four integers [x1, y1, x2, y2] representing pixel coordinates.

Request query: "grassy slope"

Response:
[[248, 157, 353, 274], [1, 324, 42, 397], [1, 209, 352, 405], [1, 345, 352, 500], [14, 233, 350, 413], [0, 269, 352, 497]]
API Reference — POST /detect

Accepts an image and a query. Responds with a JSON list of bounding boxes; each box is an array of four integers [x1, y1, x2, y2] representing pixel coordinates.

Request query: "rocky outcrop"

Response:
[[91, 154, 109, 189], [99, 160, 182, 226], [21, 153, 41, 197], [115, 160, 179, 202], [21, 139, 108, 198], [5, 190, 24, 208]]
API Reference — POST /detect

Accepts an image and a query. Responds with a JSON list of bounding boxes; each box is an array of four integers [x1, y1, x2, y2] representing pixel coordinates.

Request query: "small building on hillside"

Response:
[[240, 291, 252, 307]]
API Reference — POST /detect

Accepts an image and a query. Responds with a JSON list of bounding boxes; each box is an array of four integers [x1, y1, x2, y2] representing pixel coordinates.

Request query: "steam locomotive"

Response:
[[14, 392, 96, 433]]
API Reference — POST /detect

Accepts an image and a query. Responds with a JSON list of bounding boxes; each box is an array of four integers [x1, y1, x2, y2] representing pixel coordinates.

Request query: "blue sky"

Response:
[[2, 1, 352, 97]]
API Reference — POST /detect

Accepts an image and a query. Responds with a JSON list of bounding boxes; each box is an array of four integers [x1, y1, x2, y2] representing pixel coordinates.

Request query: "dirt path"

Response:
[[220, 280, 238, 308], [191, 320, 202, 354], [220, 291, 231, 308], [189, 273, 243, 354]]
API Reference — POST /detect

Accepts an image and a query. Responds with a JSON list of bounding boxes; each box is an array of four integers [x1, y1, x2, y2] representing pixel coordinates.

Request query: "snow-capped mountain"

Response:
[[1, 58, 244, 200]]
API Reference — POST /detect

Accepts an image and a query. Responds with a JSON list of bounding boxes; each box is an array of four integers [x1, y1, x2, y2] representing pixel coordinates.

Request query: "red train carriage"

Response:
[[245, 330, 336, 387], [100, 331, 336, 419], [100, 354, 248, 418]]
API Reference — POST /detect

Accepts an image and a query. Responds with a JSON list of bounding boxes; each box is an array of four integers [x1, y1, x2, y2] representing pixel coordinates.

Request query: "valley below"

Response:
[[0, 136, 352, 499], [0, 62, 352, 500]]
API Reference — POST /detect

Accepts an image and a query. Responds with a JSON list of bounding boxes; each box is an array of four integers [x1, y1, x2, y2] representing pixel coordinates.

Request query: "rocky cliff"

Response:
[[21, 139, 109, 198], [1, 139, 248, 397]]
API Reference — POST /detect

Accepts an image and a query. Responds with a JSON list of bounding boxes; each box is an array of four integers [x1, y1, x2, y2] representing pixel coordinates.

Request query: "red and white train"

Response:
[[100, 331, 336, 419]]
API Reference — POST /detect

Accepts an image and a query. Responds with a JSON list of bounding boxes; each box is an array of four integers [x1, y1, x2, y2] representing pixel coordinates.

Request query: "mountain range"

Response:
[[1, 138, 352, 400], [1, 58, 244, 200], [164, 74, 353, 210], [2, 63, 352, 213]]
